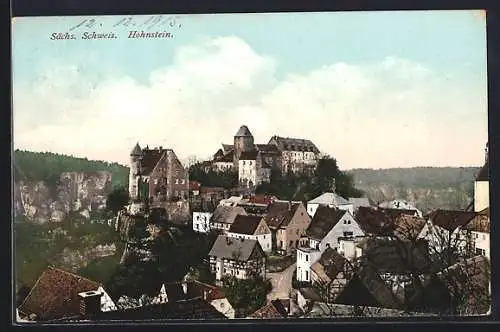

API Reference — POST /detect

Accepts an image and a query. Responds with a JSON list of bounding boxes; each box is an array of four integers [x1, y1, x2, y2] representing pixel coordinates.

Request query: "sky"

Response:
[[12, 11, 488, 169]]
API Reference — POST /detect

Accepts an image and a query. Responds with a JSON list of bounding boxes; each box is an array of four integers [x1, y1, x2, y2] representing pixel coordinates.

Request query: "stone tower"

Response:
[[233, 125, 254, 169], [129, 142, 142, 200]]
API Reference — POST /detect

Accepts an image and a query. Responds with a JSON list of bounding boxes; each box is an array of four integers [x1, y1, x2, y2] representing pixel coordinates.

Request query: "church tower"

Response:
[[233, 125, 255, 169], [129, 142, 142, 200]]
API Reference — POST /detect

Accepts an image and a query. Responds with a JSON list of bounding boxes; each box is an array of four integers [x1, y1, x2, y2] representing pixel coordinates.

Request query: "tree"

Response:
[[222, 276, 272, 317], [106, 186, 129, 215]]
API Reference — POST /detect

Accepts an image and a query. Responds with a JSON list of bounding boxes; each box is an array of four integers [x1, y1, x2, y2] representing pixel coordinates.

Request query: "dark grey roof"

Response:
[[240, 150, 259, 160], [235, 125, 253, 137], [228, 215, 264, 235], [306, 206, 347, 241], [268, 136, 320, 153], [211, 206, 247, 225], [131, 142, 142, 156], [208, 235, 262, 261]]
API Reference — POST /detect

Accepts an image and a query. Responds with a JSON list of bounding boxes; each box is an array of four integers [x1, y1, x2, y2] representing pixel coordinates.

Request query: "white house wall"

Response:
[[226, 232, 272, 252], [474, 180, 489, 212], [473, 231, 490, 260], [193, 212, 213, 233], [296, 249, 322, 282], [98, 286, 118, 312], [317, 213, 364, 252]]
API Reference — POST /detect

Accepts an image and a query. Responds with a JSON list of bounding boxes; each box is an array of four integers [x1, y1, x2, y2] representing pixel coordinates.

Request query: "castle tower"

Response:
[[233, 125, 254, 169], [129, 142, 142, 200]]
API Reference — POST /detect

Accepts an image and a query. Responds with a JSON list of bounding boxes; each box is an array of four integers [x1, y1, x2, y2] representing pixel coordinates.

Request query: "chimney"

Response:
[[182, 282, 188, 295], [78, 291, 102, 319]]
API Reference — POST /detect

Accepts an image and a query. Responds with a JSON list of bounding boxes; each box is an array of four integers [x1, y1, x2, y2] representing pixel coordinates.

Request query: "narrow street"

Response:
[[267, 262, 296, 301]]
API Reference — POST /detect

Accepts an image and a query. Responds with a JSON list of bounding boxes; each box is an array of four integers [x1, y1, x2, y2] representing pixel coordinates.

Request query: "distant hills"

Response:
[[347, 167, 481, 212]]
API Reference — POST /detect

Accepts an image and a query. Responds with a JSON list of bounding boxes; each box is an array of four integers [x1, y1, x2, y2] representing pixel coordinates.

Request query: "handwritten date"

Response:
[[69, 15, 181, 32]]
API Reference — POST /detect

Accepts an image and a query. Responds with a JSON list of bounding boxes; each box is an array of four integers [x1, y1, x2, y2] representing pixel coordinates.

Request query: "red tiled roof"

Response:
[[228, 215, 264, 235], [18, 267, 101, 321], [263, 201, 302, 229], [140, 149, 166, 175], [248, 299, 288, 319]]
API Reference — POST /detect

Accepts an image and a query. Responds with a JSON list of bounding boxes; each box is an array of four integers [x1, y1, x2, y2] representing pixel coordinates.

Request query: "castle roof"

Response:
[[130, 142, 142, 156], [235, 125, 253, 137]]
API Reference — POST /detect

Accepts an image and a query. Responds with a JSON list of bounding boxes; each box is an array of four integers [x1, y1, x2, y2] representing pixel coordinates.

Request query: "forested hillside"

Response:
[[348, 167, 481, 212], [13, 149, 129, 188]]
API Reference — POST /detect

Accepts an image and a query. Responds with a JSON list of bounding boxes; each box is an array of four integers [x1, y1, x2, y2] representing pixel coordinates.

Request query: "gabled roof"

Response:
[[235, 125, 253, 137], [306, 206, 347, 241], [140, 148, 176, 176], [228, 215, 265, 235], [211, 206, 247, 225], [308, 192, 351, 206], [239, 150, 259, 161], [393, 214, 427, 241], [18, 267, 101, 321], [130, 142, 142, 156], [263, 201, 303, 229], [428, 209, 477, 232], [476, 160, 488, 181], [213, 149, 224, 160], [311, 247, 351, 282], [208, 235, 263, 261], [248, 299, 288, 319], [269, 136, 320, 153]]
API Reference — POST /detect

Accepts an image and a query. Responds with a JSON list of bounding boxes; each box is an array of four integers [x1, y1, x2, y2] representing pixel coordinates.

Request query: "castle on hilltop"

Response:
[[208, 125, 321, 188], [128, 143, 189, 206]]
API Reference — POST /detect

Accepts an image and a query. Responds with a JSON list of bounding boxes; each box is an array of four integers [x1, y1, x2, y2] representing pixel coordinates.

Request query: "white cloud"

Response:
[[13, 36, 488, 169]]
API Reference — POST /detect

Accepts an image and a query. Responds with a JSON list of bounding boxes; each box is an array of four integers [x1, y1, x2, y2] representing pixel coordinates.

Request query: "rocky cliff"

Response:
[[14, 171, 112, 223]]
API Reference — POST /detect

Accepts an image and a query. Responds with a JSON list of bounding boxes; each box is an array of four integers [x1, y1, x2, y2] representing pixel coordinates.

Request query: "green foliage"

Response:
[[222, 276, 272, 317], [106, 186, 130, 214], [13, 149, 129, 188], [189, 163, 238, 189], [256, 155, 364, 201], [15, 217, 122, 289], [106, 227, 215, 299]]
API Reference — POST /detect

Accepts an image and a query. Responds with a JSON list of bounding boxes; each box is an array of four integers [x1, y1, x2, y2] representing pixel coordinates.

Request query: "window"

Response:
[[243, 161, 246, 165], [347, 220, 351, 224], [290, 240, 293, 248], [249, 161, 252, 166], [305, 271, 309, 281], [280, 240, 283, 248], [476, 248, 486, 256], [343, 231, 353, 237], [305, 255, 309, 262]]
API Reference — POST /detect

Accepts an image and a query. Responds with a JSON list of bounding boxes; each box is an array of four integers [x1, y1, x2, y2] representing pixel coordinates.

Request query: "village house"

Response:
[[226, 214, 273, 252], [296, 206, 364, 282], [128, 143, 189, 204], [17, 267, 116, 322], [153, 280, 236, 319], [417, 209, 477, 255], [466, 207, 490, 259], [307, 192, 354, 217], [210, 205, 247, 233], [263, 200, 311, 255], [309, 248, 354, 303], [208, 235, 266, 282]]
